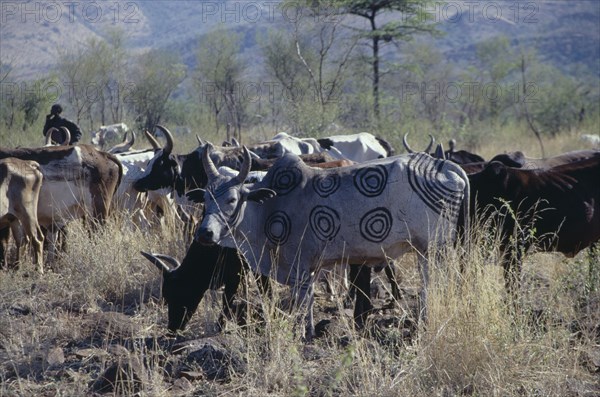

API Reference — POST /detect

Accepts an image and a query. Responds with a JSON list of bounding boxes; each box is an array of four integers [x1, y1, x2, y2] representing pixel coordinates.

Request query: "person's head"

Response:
[[50, 104, 63, 116]]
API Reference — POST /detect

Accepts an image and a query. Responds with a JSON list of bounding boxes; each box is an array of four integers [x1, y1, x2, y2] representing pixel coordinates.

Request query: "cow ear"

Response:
[[246, 188, 277, 204], [186, 188, 206, 203]]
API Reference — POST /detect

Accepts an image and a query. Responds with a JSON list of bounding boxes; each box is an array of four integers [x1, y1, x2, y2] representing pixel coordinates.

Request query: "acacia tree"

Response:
[[310, 0, 438, 126]]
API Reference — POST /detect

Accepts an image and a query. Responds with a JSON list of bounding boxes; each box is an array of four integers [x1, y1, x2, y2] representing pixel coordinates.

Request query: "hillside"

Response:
[[1, 0, 598, 80]]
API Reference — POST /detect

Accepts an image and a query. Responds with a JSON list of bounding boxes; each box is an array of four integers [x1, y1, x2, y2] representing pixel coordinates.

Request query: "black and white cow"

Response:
[[193, 145, 470, 339]]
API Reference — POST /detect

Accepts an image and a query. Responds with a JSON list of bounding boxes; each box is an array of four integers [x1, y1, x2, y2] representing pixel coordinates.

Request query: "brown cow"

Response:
[[468, 152, 600, 291], [0, 158, 44, 272], [0, 145, 123, 263]]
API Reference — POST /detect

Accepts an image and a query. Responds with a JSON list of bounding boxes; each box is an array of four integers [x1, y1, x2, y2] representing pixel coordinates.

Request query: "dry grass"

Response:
[[1, 131, 599, 396]]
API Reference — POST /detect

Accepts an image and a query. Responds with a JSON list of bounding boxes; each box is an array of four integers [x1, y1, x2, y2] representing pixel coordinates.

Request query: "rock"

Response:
[[74, 348, 108, 360], [46, 347, 65, 366], [179, 370, 204, 381], [186, 340, 246, 381], [172, 376, 194, 393], [91, 361, 145, 394]]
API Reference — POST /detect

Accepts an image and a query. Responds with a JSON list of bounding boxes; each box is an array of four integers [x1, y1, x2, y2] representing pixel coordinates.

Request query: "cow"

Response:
[[0, 158, 44, 272], [316, 132, 395, 162], [403, 134, 484, 165], [91, 122, 129, 149], [487, 150, 598, 170], [444, 139, 485, 164], [249, 132, 394, 163], [193, 145, 470, 339], [0, 145, 123, 265], [140, 243, 262, 335], [467, 153, 600, 292]]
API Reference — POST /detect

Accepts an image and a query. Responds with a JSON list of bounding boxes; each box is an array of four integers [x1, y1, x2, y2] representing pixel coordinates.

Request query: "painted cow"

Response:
[[0, 158, 44, 272], [194, 145, 470, 339]]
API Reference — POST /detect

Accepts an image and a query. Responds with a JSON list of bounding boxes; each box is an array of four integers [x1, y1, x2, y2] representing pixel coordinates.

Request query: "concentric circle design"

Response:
[[353, 165, 388, 197], [312, 174, 341, 198], [309, 206, 341, 241], [270, 167, 302, 195], [359, 207, 392, 243], [264, 211, 291, 245]]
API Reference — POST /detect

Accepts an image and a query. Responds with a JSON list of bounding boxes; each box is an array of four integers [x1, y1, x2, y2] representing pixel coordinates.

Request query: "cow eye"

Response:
[[227, 198, 237, 205]]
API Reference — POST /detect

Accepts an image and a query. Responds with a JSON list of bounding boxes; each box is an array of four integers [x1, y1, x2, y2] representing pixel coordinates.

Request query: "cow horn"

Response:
[[448, 139, 456, 153], [403, 133, 414, 154], [108, 131, 135, 153], [59, 127, 71, 145], [236, 146, 252, 184], [144, 130, 160, 149], [140, 251, 175, 274], [202, 143, 220, 180], [424, 134, 435, 153], [231, 137, 240, 147], [156, 125, 174, 155], [45, 128, 57, 145], [434, 143, 446, 160], [196, 135, 206, 146]]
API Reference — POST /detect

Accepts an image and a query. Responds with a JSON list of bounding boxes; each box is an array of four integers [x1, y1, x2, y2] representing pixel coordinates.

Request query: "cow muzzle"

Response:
[[195, 226, 217, 246]]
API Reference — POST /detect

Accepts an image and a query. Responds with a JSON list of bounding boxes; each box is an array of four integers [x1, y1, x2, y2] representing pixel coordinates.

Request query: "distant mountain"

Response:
[[2, 0, 598, 80]]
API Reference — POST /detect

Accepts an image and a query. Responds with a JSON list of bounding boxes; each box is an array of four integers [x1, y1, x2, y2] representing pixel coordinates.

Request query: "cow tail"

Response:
[[106, 152, 124, 200], [459, 172, 471, 255]]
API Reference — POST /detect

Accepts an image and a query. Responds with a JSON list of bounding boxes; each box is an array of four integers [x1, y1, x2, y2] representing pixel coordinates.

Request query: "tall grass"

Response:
[[1, 127, 598, 396]]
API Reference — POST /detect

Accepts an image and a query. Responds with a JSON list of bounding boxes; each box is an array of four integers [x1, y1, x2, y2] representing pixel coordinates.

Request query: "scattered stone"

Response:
[[91, 360, 145, 394], [46, 347, 65, 366], [74, 348, 108, 360], [179, 370, 204, 381], [172, 376, 194, 393], [186, 339, 246, 381]]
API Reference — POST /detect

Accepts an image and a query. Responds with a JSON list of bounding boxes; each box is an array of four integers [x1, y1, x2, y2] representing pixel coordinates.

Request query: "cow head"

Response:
[[193, 144, 276, 246], [133, 125, 179, 192], [140, 251, 199, 334]]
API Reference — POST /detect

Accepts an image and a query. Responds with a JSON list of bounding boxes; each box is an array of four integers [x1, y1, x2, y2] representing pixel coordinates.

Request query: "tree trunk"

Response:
[[370, 15, 381, 126]]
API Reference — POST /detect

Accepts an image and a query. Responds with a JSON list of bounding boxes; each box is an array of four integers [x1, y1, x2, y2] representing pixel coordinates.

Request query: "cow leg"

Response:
[[0, 227, 9, 269], [417, 253, 429, 322], [350, 264, 372, 330], [291, 275, 315, 341], [15, 212, 44, 273], [10, 222, 25, 268], [384, 261, 402, 304]]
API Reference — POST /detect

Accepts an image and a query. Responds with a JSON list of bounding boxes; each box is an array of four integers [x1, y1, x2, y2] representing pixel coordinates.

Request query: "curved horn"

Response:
[[202, 143, 220, 180], [236, 146, 252, 184], [155, 125, 174, 155], [196, 135, 206, 146], [45, 127, 57, 145], [424, 134, 435, 153], [231, 137, 240, 147], [140, 251, 176, 274], [403, 133, 414, 154], [108, 131, 135, 153], [59, 127, 71, 145], [448, 139, 456, 153], [144, 130, 160, 150]]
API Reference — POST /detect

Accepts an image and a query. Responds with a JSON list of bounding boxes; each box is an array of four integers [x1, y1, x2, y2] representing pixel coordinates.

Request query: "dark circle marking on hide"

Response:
[[359, 207, 392, 243], [264, 211, 291, 245], [312, 174, 341, 198], [271, 166, 302, 196], [309, 206, 341, 241], [353, 165, 388, 197]]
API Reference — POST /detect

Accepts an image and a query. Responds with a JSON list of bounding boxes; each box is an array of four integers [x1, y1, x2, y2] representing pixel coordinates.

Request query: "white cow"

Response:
[[194, 145, 470, 339]]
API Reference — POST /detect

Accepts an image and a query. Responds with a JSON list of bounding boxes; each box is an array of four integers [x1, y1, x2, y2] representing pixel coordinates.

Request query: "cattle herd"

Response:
[[0, 126, 598, 340]]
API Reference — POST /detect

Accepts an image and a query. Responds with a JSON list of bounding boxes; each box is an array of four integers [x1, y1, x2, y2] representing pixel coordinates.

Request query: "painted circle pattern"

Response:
[[353, 165, 388, 197], [271, 167, 302, 195], [359, 207, 392, 243], [309, 206, 341, 241], [264, 211, 291, 245], [312, 174, 341, 197]]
